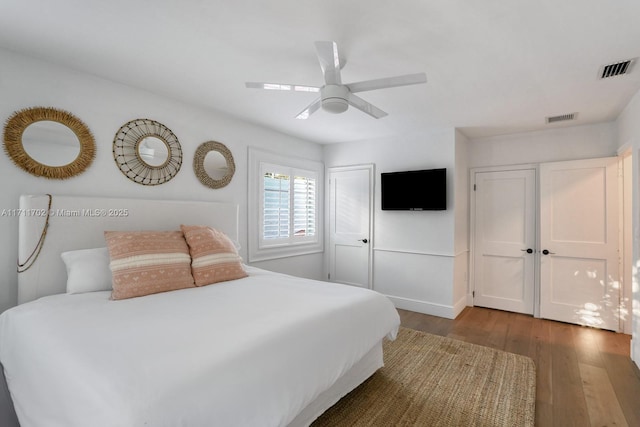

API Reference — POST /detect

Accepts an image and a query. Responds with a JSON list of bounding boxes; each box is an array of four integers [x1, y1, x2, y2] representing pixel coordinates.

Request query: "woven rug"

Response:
[[312, 327, 536, 427]]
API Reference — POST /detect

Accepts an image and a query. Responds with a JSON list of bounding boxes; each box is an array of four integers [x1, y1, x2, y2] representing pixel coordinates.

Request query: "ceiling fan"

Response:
[[245, 41, 427, 120]]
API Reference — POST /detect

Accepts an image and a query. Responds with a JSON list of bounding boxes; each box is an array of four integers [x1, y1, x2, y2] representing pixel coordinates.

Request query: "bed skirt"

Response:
[[0, 363, 19, 427], [288, 340, 383, 426], [0, 343, 383, 427]]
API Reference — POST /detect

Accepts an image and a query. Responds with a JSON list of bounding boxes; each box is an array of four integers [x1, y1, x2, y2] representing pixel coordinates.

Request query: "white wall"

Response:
[[324, 128, 464, 318], [616, 88, 640, 368], [0, 48, 324, 313], [453, 130, 470, 313], [468, 122, 618, 168]]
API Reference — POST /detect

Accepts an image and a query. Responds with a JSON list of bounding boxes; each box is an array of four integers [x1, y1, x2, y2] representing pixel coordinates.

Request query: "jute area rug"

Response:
[[312, 327, 536, 427]]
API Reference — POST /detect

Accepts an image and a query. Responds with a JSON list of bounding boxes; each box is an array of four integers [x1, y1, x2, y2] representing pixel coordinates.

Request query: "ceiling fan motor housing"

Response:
[[321, 85, 349, 114]]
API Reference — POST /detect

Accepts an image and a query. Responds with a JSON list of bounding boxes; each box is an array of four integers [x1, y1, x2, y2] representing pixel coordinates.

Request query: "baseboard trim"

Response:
[[385, 295, 460, 319], [453, 295, 467, 318]]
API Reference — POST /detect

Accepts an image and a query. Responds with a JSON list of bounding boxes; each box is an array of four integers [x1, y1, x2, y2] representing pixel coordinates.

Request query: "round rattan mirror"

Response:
[[193, 141, 235, 189], [3, 107, 96, 179], [113, 118, 182, 186]]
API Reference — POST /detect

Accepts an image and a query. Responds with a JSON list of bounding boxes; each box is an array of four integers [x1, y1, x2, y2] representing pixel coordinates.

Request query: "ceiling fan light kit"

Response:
[[321, 85, 349, 114], [246, 41, 427, 120]]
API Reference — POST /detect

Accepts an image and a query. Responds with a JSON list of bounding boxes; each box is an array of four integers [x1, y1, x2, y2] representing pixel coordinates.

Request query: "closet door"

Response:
[[472, 169, 536, 314], [539, 157, 619, 331]]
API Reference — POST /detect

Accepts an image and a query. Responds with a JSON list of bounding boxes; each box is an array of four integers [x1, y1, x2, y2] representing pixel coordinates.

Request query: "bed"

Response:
[[0, 195, 400, 427]]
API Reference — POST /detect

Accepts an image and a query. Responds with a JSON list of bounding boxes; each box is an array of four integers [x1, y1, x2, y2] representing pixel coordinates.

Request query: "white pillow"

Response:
[[61, 247, 113, 294]]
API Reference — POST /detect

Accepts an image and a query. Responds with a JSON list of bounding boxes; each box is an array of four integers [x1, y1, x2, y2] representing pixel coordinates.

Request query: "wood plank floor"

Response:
[[398, 307, 640, 427]]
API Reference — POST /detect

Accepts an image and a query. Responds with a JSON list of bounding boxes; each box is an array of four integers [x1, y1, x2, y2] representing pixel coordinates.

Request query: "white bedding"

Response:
[[0, 266, 400, 427]]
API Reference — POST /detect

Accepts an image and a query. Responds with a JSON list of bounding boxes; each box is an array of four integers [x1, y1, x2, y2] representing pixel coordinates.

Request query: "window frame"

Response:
[[248, 148, 324, 262]]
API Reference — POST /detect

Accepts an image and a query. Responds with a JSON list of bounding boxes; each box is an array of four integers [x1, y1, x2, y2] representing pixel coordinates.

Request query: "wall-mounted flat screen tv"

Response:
[[381, 168, 446, 211]]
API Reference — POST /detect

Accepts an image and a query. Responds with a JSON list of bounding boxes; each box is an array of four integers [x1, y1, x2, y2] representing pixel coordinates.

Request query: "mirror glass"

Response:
[[137, 136, 169, 167], [203, 150, 229, 180], [21, 121, 80, 167]]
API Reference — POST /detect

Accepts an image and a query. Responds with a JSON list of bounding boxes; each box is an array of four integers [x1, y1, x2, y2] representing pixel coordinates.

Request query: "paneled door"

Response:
[[472, 168, 536, 314], [328, 165, 374, 288], [539, 157, 620, 331]]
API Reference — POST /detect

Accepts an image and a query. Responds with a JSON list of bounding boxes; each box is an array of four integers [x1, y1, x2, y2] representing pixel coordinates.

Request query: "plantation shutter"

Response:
[[263, 172, 290, 239], [293, 175, 316, 237], [260, 163, 317, 244]]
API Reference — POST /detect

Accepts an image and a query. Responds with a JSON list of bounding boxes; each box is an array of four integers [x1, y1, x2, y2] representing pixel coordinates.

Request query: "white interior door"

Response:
[[539, 157, 620, 331], [472, 169, 536, 314], [328, 165, 373, 288]]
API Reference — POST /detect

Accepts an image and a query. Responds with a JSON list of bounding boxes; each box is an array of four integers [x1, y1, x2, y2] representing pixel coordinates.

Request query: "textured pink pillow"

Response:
[[104, 230, 195, 300], [180, 225, 247, 286]]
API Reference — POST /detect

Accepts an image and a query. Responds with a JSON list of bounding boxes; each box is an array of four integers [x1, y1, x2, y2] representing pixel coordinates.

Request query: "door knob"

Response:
[[542, 249, 555, 255], [358, 238, 368, 244], [520, 248, 534, 254]]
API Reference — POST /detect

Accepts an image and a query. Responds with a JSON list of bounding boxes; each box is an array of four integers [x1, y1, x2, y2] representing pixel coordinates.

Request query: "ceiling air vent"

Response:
[[546, 113, 577, 124], [600, 59, 635, 79]]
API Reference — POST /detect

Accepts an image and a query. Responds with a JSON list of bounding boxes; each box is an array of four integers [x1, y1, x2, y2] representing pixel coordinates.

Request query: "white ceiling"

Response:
[[2, 0, 640, 144]]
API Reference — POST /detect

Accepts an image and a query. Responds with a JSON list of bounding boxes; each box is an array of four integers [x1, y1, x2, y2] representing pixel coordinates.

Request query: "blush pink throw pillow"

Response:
[[180, 225, 247, 286], [104, 230, 195, 300]]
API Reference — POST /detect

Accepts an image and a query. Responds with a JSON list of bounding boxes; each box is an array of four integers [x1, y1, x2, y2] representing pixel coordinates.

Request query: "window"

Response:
[[248, 148, 323, 261], [263, 170, 317, 241]]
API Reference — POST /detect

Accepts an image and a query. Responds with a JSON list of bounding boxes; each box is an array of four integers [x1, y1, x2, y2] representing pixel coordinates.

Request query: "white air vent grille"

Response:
[[600, 59, 635, 78], [546, 113, 577, 124]]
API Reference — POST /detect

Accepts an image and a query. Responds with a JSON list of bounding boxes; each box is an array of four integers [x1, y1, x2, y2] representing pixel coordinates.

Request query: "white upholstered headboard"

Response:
[[18, 194, 240, 304]]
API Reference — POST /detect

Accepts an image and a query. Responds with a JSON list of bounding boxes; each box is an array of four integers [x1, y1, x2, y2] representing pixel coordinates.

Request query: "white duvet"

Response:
[[0, 266, 399, 427]]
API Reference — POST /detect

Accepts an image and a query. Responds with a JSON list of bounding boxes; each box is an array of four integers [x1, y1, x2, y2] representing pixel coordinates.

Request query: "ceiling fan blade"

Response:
[[295, 97, 322, 120], [347, 94, 388, 119], [245, 82, 320, 92], [314, 41, 342, 85], [346, 72, 427, 93]]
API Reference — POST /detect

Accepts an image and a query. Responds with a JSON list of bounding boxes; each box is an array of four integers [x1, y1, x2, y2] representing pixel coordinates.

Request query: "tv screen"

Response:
[[381, 168, 446, 210]]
